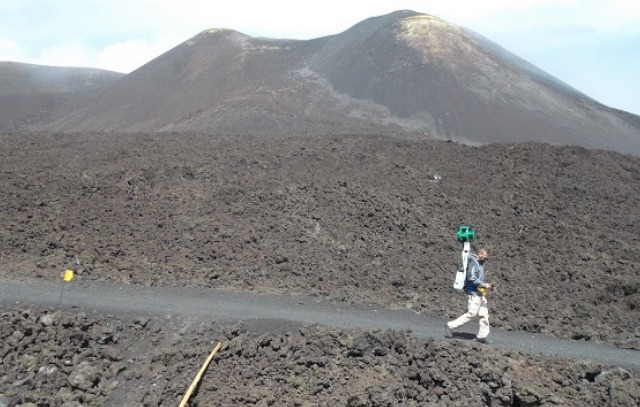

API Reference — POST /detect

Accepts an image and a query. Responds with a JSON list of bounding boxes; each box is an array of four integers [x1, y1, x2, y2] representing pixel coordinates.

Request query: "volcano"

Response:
[[3, 10, 640, 154]]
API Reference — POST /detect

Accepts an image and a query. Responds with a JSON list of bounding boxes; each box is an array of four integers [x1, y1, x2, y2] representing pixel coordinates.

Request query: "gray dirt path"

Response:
[[1, 278, 638, 372]]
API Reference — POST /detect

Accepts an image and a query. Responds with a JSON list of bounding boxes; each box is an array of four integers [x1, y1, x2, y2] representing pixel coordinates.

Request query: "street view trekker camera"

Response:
[[456, 225, 476, 243], [453, 225, 476, 290]]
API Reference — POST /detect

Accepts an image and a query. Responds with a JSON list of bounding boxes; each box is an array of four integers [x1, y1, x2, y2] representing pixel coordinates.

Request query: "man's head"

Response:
[[477, 249, 488, 264]]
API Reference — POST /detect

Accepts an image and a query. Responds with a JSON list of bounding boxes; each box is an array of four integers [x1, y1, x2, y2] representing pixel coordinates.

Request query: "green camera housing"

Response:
[[456, 225, 476, 243]]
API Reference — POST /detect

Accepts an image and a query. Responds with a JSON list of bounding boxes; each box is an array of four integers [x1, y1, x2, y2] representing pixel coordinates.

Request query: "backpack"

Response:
[[453, 242, 471, 291], [453, 225, 475, 291]]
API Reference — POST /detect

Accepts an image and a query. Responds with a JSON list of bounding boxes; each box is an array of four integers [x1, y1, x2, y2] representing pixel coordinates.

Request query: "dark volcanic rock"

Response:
[[1, 129, 640, 406], [1, 308, 638, 406], [1, 132, 638, 346]]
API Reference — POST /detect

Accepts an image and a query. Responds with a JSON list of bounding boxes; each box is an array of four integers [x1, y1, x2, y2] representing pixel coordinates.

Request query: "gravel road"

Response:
[[2, 278, 638, 373]]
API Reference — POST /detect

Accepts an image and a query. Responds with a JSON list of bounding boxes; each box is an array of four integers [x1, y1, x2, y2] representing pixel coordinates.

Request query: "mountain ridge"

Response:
[[2, 10, 640, 155], [0, 62, 123, 131]]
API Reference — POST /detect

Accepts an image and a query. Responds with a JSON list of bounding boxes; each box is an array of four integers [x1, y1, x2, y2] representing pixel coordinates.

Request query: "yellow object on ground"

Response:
[[63, 269, 74, 282]]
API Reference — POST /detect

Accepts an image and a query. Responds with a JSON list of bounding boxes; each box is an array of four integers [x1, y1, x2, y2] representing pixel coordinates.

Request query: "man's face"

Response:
[[478, 251, 488, 264]]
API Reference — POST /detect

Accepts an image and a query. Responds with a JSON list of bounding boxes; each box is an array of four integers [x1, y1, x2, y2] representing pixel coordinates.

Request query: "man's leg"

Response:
[[448, 294, 481, 330], [476, 296, 490, 339]]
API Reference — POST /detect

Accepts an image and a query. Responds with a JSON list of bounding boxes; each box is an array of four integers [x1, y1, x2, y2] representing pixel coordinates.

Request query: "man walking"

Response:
[[445, 248, 493, 343]]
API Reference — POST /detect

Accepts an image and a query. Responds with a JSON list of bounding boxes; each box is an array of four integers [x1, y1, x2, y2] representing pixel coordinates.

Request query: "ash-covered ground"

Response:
[[1, 132, 639, 405], [1, 308, 639, 406]]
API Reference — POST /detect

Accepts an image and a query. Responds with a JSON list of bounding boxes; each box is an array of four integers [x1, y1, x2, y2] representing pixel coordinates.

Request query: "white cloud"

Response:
[[96, 35, 186, 73], [0, 0, 638, 113], [36, 42, 95, 69], [96, 40, 155, 73], [0, 36, 20, 61]]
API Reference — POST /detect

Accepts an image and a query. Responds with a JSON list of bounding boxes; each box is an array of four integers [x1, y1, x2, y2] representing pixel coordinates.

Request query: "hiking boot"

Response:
[[476, 337, 491, 344], [444, 323, 453, 338]]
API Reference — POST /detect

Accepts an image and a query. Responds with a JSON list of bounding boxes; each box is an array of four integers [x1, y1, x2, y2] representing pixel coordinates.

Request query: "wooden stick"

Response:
[[178, 342, 222, 407]]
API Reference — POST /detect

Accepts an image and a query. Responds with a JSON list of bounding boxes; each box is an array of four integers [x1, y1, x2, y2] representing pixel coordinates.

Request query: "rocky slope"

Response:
[[1, 132, 638, 346], [1, 307, 638, 406], [2, 131, 640, 405]]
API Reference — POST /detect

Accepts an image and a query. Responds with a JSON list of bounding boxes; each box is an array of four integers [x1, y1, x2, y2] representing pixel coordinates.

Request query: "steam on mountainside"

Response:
[[2, 10, 639, 154], [0, 62, 123, 132]]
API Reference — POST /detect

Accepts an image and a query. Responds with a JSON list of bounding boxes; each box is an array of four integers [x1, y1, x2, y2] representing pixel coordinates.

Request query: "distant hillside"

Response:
[[3, 11, 640, 155], [0, 62, 123, 131]]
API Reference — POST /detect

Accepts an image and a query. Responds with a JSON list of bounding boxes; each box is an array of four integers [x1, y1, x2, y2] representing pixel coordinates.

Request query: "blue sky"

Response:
[[1, 0, 639, 115]]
